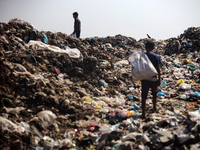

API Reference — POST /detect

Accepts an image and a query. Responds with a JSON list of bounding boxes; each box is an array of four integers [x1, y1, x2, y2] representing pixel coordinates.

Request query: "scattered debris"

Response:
[[0, 18, 200, 149]]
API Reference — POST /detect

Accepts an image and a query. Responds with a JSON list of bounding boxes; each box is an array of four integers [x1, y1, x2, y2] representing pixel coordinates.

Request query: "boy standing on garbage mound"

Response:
[[72, 12, 81, 38], [141, 40, 161, 118]]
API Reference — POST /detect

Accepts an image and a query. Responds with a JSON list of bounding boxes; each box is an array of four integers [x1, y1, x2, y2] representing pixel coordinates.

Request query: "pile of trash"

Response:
[[164, 27, 200, 55], [0, 18, 200, 149]]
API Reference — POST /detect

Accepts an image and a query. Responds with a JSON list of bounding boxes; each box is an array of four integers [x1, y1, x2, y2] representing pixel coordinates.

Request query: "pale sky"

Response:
[[0, 0, 200, 40]]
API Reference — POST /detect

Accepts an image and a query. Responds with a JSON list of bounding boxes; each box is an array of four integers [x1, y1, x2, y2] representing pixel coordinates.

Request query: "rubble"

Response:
[[0, 18, 200, 149]]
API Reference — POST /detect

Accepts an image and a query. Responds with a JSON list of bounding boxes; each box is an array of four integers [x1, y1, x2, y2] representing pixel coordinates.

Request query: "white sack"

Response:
[[128, 51, 158, 81]]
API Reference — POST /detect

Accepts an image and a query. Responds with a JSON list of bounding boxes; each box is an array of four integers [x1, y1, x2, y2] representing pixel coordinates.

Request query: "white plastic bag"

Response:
[[0, 117, 26, 134], [179, 83, 191, 90], [28, 40, 81, 58], [111, 94, 126, 107], [7, 107, 25, 115], [99, 124, 113, 133], [95, 100, 108, 107], [129, 51, 158, 81], [121, 132, 142, 142], [30, 110, 57, 129], [9, 18, 34, 28]]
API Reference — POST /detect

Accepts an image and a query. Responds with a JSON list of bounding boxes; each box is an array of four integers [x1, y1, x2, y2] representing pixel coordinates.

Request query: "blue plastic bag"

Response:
[[40, 34, 48, 44], [57, 41, 66, 50], [190, 92, 200, 97], [158, 92, 165, 97], [127, 94, 134, 100], [132, 103, 140, 110]]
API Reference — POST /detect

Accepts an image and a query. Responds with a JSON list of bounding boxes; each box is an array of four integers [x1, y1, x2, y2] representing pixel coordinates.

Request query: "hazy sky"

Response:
[[0, 0, 200, 40]]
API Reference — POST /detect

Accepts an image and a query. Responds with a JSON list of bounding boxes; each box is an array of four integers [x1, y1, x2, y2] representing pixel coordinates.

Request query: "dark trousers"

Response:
[[141, 80, 158, 116], [76, 31, 80, 38]]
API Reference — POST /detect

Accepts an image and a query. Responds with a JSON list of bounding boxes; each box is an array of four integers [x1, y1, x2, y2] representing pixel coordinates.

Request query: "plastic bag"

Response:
[[190, 92, 200, 97], [177, 79, 185, 85], [129, 51, 158, 81], [95, 100, 108, 107], [111, 95, 126, 107], [182, 58, 196, 65], [179, 83, 191, 90], [121, 132, 142, 142], [28, 40, 81, 58], [99, 124, 112, 133], [58, 139, 72, 148], [99, 124, 118, 133], [7, 107, 25, 115], [9, 18, 34, 28], [99, 79, 108, 88], [0, 117, 25, 134], [93, 96, 111, 104], [30, 110, 57, 129], [71, 33, 77, 39], [158, 92, 166, 97], [115, 60, 129, 67], [188, 111, 200, 121], [117, 110, 129, 118], [66, 47, 81, 59], [127, 124, 138, 132], [40, 34, 48, 44], [64, 130, 76, 139], [43, 136, 72, 150]]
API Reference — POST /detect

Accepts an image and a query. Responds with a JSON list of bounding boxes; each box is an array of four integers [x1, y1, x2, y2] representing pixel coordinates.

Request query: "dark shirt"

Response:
[[74, 18, 81, 31], [145, 52, 161, 68]]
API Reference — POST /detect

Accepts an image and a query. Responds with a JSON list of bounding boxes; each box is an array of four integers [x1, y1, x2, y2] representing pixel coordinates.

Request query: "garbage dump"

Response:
[[0, 18, 200, 149]]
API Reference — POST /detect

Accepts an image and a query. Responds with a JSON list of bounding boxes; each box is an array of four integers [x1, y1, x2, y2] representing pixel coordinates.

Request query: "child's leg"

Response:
[[141, 80, 149, 117], [150, 81, 158, 112]]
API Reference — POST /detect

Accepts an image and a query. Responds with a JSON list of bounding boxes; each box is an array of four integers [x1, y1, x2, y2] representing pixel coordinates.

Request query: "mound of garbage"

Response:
[[0, 18, 200, 150]]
